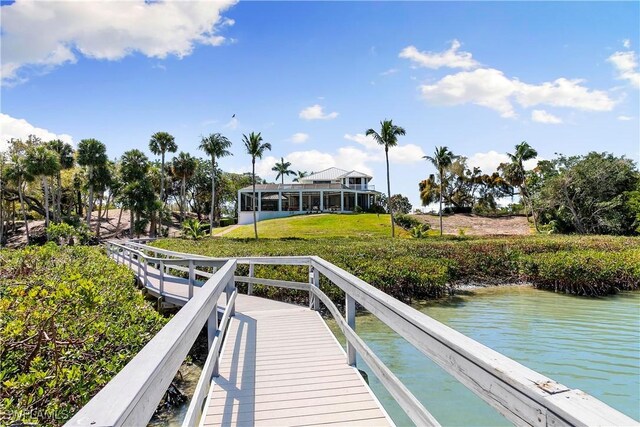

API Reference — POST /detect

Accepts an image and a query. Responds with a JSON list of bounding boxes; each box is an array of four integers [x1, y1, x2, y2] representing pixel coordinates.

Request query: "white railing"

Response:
[[66, 243, 237, 427], [67, 242, 638, 427]]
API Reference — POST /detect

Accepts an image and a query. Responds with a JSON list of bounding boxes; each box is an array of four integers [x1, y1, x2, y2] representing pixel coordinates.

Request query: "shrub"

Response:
[[47, 223, 76, 245], [410, 224, 431, 238], [394, 214, 421, 230], [219, 217, 236, 227], [0, 245, 166, 426], [182, 219, 206, 240]]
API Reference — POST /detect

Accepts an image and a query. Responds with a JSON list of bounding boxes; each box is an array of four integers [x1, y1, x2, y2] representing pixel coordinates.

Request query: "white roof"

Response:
[[337, 170, 372, 179], [302, 167, 348, 181]]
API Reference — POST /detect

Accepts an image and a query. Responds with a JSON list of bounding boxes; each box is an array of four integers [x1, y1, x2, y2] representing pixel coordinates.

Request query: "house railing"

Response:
[[345, 183, 375, 191], [66, 241, 638, 427]]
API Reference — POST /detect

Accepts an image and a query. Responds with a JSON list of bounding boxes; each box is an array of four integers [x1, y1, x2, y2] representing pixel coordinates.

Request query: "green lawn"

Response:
[[225, 213, 408, 238]]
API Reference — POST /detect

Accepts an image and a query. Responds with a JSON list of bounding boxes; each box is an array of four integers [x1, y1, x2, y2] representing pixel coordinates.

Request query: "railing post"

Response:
[[226, 278, 236, 317], [208, 302, 219, 376], [346, 294, 357, 366], [143, 257, 148, 286], [309, 263, 320, 310], [188, 260, 195, 299], [128, 249, 132, 269], [159, 261, 165, 294], [248, 263, 254, 295]]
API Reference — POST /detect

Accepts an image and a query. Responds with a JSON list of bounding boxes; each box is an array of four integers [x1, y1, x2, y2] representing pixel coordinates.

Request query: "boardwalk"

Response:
[[67, 241, 639, 427], [203, 295, 390, 426], [111, 243, 392, 426]]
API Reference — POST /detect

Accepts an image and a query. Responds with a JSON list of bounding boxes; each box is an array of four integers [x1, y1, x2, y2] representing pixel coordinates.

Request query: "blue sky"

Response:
[[1, 1, 639, 208]]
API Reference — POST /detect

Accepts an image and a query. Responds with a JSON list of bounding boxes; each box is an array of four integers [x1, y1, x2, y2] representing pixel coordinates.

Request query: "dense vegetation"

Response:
[[153, 235, 640, 301], [0, 244, 166, 426]]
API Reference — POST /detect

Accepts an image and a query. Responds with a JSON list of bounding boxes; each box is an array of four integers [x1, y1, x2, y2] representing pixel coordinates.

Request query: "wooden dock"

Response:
[[66, 240, 640, 427], [202, 295, 390, 426]]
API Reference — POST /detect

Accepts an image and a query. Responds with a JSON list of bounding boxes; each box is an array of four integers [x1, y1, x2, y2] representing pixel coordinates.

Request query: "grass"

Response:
[[225, 213, 408, 239], [153, 234, 640, 300]]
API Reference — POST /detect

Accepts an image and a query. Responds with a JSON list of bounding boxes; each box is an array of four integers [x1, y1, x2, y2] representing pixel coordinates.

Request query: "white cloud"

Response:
[[399, 40, 479, 70], [1, 0, 237, 85], [289, 132, 309, 144], [343, 133, 426, 164], [607, 50, 640, 88], [0, 113, 73, 151], [299, 104, 339, 120], [224, 117, 239, 130], [531, 109, 562, 124], [618, 115, 633, 121], [380, 68, 399, 76], [623, 39, 631, 49], [467, 150, 538, 174], [419, 68, 615, 118]]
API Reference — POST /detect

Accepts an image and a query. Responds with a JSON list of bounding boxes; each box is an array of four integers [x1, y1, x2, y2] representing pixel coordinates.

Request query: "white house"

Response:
[[237, 167, 380, 225]]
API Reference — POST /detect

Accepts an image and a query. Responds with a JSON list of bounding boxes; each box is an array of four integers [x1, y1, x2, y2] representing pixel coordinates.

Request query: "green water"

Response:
[[333, 286, 640, 426]]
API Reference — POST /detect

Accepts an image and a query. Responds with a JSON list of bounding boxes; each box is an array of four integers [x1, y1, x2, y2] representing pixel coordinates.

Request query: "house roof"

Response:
[[239, 183, 378, 192], [301, 167, 348, 181], [337, 170, 372, 179]]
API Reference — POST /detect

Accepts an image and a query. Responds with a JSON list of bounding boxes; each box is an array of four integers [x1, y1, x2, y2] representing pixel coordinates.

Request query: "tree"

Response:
[[199, 133, 232, 230], [535, 152, 638, 235], [47, 140, 74, 222], [149, 132, 177, 206], [77, 139, 107, 227], [500, 141, 539, 231], [365, 119, 406, 238], [243, 132, 271, 239], [424, 146, 458, 236], [120, 150, 156, 236], [389, 194, 412, 215], [5, 155, 33, 241], [272, 157, 294, 184], [25, 145, 60, 228], [171, 152, 196, 222], [292, 170, 310, 182]]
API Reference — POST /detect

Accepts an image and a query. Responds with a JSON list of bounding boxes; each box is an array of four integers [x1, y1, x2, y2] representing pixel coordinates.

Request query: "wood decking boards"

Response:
[[111, 253, 391, 426], [201, 296, 391, 427]]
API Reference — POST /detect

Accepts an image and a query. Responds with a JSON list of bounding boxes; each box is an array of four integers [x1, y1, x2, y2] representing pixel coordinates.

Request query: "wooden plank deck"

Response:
[[201, 295, 392, 427], [109, 251, 392, 426]]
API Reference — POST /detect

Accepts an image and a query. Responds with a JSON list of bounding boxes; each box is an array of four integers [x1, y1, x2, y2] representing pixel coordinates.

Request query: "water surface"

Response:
[[340, 286, 639, 426]]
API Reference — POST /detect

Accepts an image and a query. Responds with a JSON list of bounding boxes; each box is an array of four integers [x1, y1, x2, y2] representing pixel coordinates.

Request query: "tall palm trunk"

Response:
[[42, 176, 50, 227], [86, 165, 94, 227], [252, 159, 258, 240], [160, 152, 165, 204], [210, 156, 216, 232], [385, 148, 395, 238], [18, 180, 29, 242], [181, 176, 186, 222], [56, 171, 62, 223], [96, 193, 103, 237], [117, 206, 124, 231], [439, 167, 443, 236]]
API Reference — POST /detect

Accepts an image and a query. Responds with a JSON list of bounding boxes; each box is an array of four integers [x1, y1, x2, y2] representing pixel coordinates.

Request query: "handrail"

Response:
[[84, 242, 637, 427], [65, 259, 237, 427]]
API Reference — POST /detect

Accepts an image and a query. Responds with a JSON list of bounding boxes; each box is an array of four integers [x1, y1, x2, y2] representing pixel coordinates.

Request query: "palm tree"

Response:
[[25, 145, 60, 228], [171, 152, 196, 222], [198, 133, 232, 230], [243, 132, 271, 239], [77, 139, 108, 227], [365, 119, 406, 237], [47, 140, 74, 222], [424, 146, 458, 236], [502, 141, 539, 231], [149, 132, 177, 205], [292, 170, 310, 182], [120, 149, 152, 236], [5, 155, 33, 241], [272, 157, 294, 184]]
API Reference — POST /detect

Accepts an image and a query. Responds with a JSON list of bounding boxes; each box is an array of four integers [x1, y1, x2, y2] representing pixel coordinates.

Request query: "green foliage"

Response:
[[219, 217, 236, 227], [534, 152, 638, 235], [154, 235, 640, 302], [46, 223, 76, 245], [0, 245, 165, 426], [394, 213, 421, 230], [521, 249, 640, 295], [182, 218, 207, 240], [389, 194, 412, 214], [410, 223, 431, 238]]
